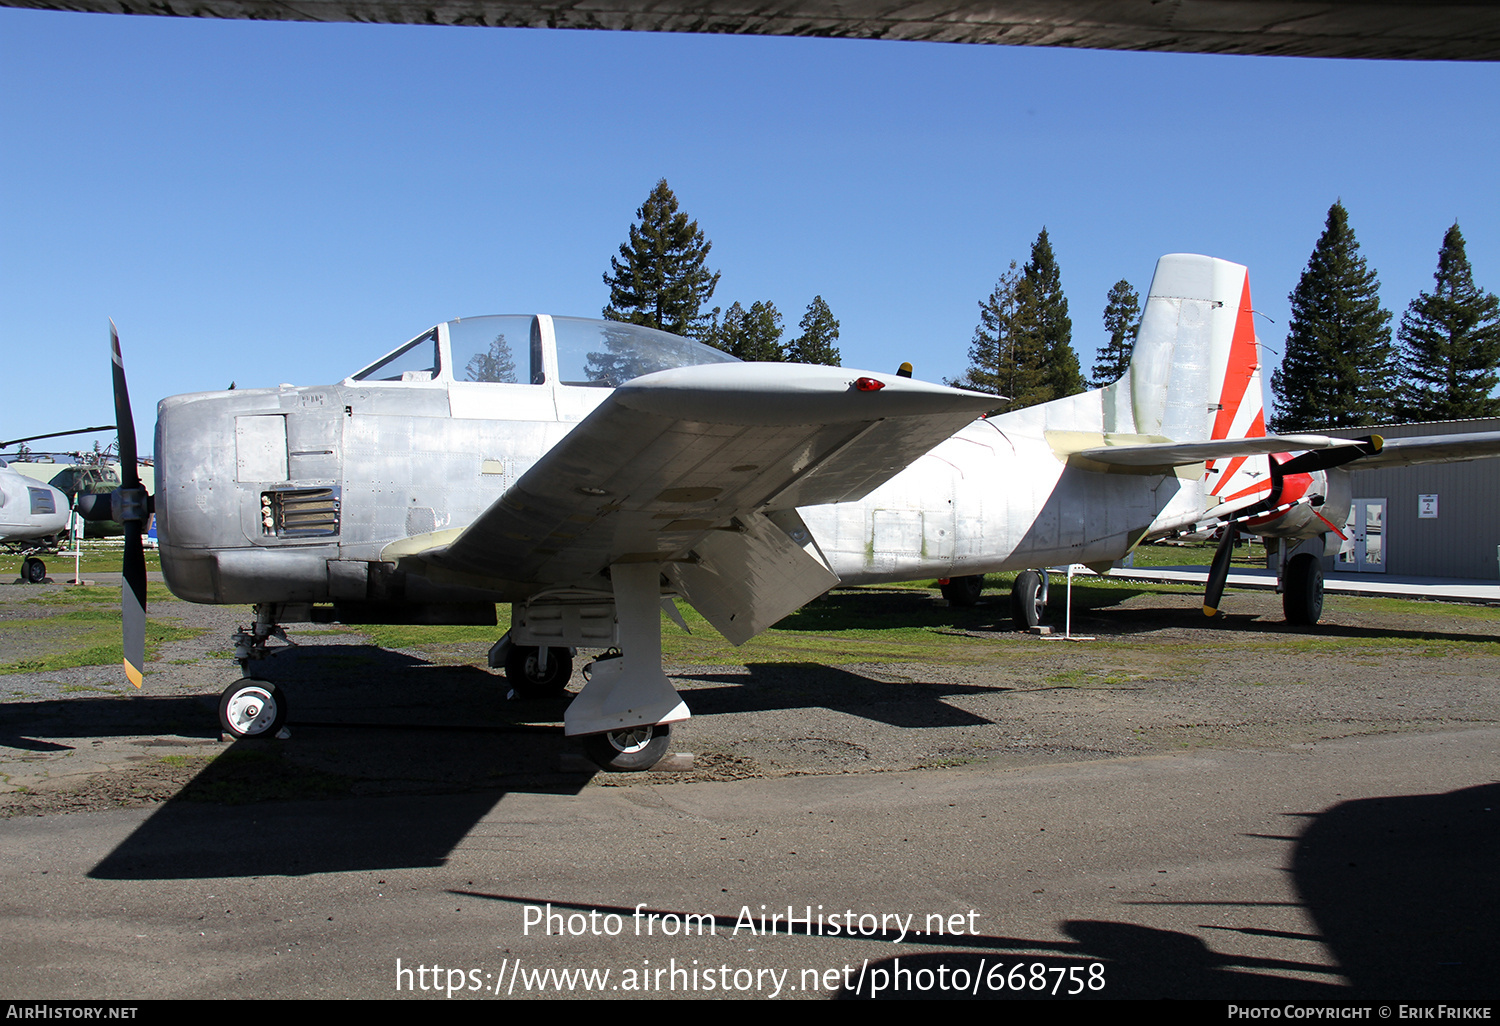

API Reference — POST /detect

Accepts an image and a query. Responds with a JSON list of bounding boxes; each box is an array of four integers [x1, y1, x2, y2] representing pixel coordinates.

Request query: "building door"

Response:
[[1337, 498, 1387, 573]]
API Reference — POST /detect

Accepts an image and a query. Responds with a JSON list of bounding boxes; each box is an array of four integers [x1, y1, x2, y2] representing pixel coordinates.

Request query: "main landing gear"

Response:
[[1273, 536, 1326, 626], [583, 723, 673, 772], [502, 644, 574, 699], [1282, 552, 1325, 625], [1010, 570, 1049, 629], [21, 556, 47, 584], [938, 574, 985, 607], [497, 565, 689, 772]]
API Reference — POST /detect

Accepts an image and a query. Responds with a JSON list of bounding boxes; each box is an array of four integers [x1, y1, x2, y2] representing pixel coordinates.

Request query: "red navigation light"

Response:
[[854, 377, 885, 392]]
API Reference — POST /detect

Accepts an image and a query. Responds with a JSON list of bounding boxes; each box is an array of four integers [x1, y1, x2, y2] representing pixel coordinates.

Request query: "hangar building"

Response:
[[1336, 418, 1500, 581]]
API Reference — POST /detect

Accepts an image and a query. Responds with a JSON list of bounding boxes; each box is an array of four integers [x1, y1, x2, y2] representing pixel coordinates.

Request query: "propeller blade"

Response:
[[123, 528, 146, 688], [109, 321, 148, 688], [1279, 435, 1383, 476], [1202, 524, 1238, 617], [110, 321, 141, 492]]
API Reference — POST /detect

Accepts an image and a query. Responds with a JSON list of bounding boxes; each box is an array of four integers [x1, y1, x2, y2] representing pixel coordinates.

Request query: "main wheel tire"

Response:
[[939, 574, 986, 607], [22, 557, 46, 584], [218, 679, 287, 740], [583, 723, 671, 772], [504, 645, 573, 698], [1011, 570, 1046, 629], [1283, 553, 1325, 625]]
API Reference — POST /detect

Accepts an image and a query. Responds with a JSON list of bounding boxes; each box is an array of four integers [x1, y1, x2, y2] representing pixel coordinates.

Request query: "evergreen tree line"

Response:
[[1272, 202, 1500, 429], [600, 179, 841, 366], [597, 184, 1500, 427], [955, 205, 1500, 431], [949, 228, 1103, 413]]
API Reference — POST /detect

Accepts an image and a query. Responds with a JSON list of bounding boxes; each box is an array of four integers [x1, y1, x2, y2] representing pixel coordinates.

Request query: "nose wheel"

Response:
[[21, 557, 46, 584], [218, 679, 288, 740]]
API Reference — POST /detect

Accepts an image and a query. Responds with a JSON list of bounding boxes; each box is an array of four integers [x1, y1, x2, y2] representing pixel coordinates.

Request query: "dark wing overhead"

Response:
[[5, 0, 1498, 60]]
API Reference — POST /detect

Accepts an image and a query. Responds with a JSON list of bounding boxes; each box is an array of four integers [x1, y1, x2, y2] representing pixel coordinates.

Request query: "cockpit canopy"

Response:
[[350, 315, 739, 388]]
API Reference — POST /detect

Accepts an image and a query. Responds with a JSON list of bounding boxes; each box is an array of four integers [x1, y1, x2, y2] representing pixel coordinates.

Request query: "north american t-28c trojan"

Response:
[[96, 254, 1500, 770]]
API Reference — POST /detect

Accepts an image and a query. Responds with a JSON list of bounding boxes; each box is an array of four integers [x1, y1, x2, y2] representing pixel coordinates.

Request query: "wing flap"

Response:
[[665, 509, 838, 645]]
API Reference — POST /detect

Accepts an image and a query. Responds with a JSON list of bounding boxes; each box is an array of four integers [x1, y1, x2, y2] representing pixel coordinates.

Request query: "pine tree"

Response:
[[1395, 223, 1500, 420], [463, 332, 517, 383], [1271, 202, 1395, 429], [702, 301, 785, 361], [737, 301, 785, 362], [1092, 279, 1140, 387], [602, 179, 720, 338], [949, 263, 1051, 411], [1022, 228, 1085, 399], [787, 296, 841, 366]]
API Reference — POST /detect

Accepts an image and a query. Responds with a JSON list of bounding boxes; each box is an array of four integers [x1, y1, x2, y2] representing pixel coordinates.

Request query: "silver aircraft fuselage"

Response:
[[152, 304, 1338, 619]]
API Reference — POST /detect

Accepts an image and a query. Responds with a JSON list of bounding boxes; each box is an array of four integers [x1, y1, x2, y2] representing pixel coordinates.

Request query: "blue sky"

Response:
[[3, 9, 1497, 456]]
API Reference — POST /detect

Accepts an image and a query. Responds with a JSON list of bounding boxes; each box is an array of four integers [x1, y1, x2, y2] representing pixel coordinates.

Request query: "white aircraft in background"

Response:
[[0, 458, 70, 583], [1, 427, 114, 582], [92, 254, 1498, 768]]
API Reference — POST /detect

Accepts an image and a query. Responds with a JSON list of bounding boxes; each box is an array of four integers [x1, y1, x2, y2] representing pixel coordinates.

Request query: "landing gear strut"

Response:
[[220, 605, 295, 740]]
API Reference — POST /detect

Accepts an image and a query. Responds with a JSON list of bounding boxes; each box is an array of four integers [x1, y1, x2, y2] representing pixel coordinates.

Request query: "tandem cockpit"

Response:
[[348, 315, 739, 390]]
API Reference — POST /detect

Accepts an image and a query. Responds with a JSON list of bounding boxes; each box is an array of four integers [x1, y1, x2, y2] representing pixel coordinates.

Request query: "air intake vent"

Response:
[[262, 487, 340, 537]]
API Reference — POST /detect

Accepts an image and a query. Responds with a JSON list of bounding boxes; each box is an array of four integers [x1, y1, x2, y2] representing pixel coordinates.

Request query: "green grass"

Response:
[[0, 610, 202, 675], [4, 545, 163, 577]]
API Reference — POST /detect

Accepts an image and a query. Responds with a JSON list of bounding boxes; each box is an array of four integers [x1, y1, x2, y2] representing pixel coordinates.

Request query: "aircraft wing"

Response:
[[400, 364, 996, 590], [1071, 433, 1368, 470], [1346, 430, 1500, 469]]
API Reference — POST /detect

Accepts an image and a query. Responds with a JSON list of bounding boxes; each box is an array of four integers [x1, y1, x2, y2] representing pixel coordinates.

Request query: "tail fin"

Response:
[[1115, 254, 1270, 508], [1123, 254, 1264, 446]]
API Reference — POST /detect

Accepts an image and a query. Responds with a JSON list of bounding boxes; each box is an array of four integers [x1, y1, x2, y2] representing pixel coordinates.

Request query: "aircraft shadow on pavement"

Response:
[[60, 643, 597, 880], [838, 920, 1350, 1000], [0, 695, 222, 749], [1287, 780, 1499, 1001], [674, 663, 1004, 728], [446, 783, 1498, 1000]]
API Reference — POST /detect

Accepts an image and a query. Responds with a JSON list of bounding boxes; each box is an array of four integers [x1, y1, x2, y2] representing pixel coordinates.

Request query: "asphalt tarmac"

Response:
[[0, 729, 1494, 1000], [2, 581, 1497, 1001]]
